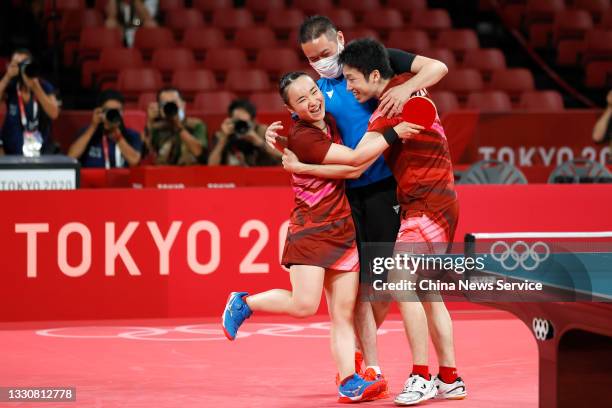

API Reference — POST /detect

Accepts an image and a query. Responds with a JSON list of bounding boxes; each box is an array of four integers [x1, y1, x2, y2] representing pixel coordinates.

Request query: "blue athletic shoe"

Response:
[[221, 292, 252, 341], [338, 373, 384, 403]]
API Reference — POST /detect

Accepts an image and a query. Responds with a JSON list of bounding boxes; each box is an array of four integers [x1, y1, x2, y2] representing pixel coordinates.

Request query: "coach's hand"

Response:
[[265, 121, 284, 149], [379, 83, 414, 118], [393, 121, 424, 140], [282, 148, 303, 173]]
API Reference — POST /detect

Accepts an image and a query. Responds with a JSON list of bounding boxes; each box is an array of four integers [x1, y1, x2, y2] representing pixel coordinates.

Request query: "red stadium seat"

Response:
[[78, 27, 123, 63], [255, 48, 302, 79], [159, 0, 185, 12], [553, 10, 593, 43], [585, 61, 612, 87], [266, 9, 306, 38], [172, 69, 217, 100], [151, 48, 196, 82], [342, 28, 381, 41], [117, 68, 164, 101], [134, 27, 176, 60], [429, 91, 460, 115], [500, 4, 526, 30], [165, 9, 204, 38], [462, 48, 507, 80], [225, 69, 271, 95], [410, 9, 452, 38], [82, 47, 143, 88], [193, 0, 233, 20], [489, 69, 535, 99], [436, 69, 484, 99], [387, 29, 431, 53], [339, 0, 381, 19], [182, 27, 227, 60], [519, 90, 564, 110], [574, 0, 611, 23], [137, 92, 158, 111], [234, 27, 278, 58], [556, 39, 585, 65], [362, 9, 405, 37], [203, 49, 249, 79], [435, 29, 480, 61], [584, 30, 612, 62], [387, 0, 428, 21], [433, 68, 483, 100], [528, 22, 554, 48], [322, 9, 357, 30], [525, 0, 565, 25], [193, 91, 238, 114], [602, 9, 612, 29], [422, 48, 457, 69], [466, 91, 512, 112], [250, 92, 287, 114], [47, 0, 84, 12], [245, 0, 285, 21], [59, 9, 103, 42], [292, 0, 334, 15], [212, 8, 254, 36]]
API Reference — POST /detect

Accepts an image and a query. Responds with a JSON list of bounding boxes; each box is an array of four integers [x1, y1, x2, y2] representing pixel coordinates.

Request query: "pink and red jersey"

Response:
[[281, 115, 358, 271], [287, 115, 353, 225]]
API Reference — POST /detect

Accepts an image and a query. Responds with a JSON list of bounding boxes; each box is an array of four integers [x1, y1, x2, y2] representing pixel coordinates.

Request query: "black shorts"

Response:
[[346, 176, 401, 282]]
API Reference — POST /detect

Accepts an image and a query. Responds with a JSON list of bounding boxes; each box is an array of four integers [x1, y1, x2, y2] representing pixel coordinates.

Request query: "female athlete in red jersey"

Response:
[[222, 72, 407, 402]]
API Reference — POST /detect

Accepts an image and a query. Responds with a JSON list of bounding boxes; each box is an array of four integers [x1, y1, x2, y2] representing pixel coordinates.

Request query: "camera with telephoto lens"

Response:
[[19, 59, 40, 80], [233, 119, 251, 135], [161, 101, 179, 118], [103, 108, 122, 126]]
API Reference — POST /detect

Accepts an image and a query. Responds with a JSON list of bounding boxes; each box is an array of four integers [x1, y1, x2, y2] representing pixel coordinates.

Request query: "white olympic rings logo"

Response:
[[532, 317, 553, 341], [35, 322, 408, 342], [490, 241, 550, 271]]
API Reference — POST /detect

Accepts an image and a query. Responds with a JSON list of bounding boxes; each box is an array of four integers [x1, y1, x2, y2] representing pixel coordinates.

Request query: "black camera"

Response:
[[233, 119, 251, 135], [19, 59, 39, 80], [104, 108, 122, 125], [162, 101, 179, 118]]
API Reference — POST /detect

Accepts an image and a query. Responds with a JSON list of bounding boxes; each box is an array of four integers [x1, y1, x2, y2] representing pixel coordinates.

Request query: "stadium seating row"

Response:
[[123, 88, 563, 115]]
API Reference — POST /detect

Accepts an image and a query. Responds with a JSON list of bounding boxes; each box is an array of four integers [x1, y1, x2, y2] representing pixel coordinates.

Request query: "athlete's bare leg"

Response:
[[325, 270, 359, 379], [422, 301, 456, 367], [246, 265, 324, 318], [354, 301, 379, 367]]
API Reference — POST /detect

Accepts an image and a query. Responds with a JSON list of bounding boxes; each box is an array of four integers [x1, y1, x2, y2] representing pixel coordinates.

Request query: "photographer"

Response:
[[208, 99, 281, 166], [143, 87, 208, 165], [68, 89, 141, 168], [0, 48, 60, 157], [104, 0, 158, 46], [593, 89, 612, 150]]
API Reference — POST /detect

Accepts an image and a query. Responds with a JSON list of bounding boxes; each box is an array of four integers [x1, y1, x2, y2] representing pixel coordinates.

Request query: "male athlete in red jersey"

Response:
[[282, 38, 467, 405]]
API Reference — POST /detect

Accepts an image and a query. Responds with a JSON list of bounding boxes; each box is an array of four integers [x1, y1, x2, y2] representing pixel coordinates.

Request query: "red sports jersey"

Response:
[[367, 73, 458, 238], [287, 115, 352, 225], [281, 115, 358, 271]]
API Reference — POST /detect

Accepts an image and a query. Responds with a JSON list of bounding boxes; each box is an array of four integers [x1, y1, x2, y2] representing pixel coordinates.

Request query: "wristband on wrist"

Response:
[[383, 127, 399, 145]]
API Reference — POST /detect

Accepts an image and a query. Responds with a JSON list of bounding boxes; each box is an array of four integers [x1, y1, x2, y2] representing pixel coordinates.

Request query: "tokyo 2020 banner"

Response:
[[1, 185, 611, 322]]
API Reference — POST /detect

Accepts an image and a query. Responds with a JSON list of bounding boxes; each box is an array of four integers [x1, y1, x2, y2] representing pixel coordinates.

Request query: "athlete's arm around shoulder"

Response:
[[381, 49, 448, 117]]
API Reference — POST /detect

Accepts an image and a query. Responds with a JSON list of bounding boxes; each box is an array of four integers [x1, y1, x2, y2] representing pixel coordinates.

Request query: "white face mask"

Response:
[[310, 40, 344, 79]]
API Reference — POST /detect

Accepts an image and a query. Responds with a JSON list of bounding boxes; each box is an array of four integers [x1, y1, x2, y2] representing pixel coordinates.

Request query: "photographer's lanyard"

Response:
[[102, 135, 111, 170], [16, 88, 38, 130]]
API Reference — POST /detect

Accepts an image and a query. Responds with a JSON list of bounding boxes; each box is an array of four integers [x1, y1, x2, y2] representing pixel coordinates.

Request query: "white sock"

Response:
[[366, 365, 382, 375]]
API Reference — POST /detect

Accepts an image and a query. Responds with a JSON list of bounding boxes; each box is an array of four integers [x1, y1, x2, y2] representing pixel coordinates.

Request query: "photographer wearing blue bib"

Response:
[[0, 49, 60, 157], [68, 89, 142, 168]]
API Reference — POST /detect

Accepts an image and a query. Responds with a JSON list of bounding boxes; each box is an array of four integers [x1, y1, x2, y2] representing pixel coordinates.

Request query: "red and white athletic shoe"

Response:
[[363, 367, 390, 400]]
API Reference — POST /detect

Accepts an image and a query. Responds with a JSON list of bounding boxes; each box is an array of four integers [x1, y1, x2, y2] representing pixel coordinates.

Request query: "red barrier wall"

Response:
[[1, 185, 610, 322]]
